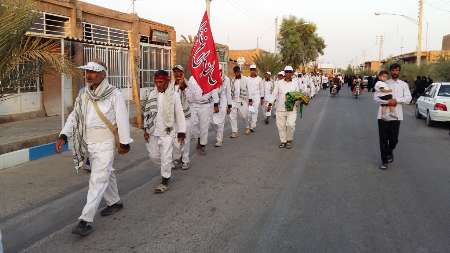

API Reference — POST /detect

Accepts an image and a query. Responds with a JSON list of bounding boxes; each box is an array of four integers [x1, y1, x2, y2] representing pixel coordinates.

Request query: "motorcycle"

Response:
[[331, 84, 338, 96], [353, 84, 360, 99]]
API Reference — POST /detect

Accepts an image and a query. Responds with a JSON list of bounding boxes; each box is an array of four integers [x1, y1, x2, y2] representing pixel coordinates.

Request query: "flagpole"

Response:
[[206, 0, 212, 17]]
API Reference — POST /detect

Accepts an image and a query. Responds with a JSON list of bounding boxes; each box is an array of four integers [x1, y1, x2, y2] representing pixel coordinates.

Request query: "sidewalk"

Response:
[[0, 102, 139, 169], [0, 128, 147, 220], [0, 116, 61, 155]]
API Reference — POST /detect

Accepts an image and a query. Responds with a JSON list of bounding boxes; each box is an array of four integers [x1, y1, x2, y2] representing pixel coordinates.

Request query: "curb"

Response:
[[0, 142, 68, 170]]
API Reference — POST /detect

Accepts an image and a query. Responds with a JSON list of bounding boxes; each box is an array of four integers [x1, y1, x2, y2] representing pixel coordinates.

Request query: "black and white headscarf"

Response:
[[72, 79, 116, 172]]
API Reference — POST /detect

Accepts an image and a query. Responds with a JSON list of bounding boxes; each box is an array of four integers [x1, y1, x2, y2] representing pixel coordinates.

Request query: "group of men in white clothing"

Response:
[[55, 60, 320, 237]]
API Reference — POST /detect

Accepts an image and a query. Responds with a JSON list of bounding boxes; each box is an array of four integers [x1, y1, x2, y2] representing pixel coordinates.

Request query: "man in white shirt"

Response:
[[188, 76, 219, 155], [171, 65, 193, 170], [297, 73, 308, 92], [56, 61, 132, 236], [262, 72, 274, 124], [143, 70, 186, 192], [246, 64, 263, 134], [211, 65, 232, 147], [229, 66, 249, 138], [268, 66, 305, 149], [373, 63, 412, 170], [321, 74, 329, 90]]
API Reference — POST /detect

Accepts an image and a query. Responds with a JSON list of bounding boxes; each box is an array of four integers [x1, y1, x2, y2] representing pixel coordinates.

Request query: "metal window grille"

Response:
[[83, 23, 129, 47], [0, 63, 42, 95], [28, 12, 69, 38], [83, 45, 130, 89], [139, 42, 172, 88]]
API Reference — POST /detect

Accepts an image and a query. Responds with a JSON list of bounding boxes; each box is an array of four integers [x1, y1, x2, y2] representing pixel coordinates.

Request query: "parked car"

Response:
[[415, 82, 450, 126]]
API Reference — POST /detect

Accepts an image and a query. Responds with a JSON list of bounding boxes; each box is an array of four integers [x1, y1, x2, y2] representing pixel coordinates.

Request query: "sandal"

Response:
[[154, 184, 168, 193], [279, 143, 287, 148]]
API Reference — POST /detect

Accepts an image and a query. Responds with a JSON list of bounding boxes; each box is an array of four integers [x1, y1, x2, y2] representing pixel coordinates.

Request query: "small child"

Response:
[[375, 70, 398, 121]]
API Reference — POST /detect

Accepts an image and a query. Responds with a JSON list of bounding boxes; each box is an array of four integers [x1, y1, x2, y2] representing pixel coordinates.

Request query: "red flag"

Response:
[[189, 11, 222, 94]]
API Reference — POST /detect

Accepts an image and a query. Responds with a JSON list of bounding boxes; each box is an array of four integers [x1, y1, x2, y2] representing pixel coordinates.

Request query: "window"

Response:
[[29, 13, 69, 37], [83, 45, 130, 89], [437, 85, 450, 97], [139, 43, 172, 88], [83, 23, 129, 46]]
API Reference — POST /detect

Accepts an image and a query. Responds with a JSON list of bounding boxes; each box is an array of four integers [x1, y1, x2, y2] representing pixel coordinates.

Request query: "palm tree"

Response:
[[0, 0, 78, 97], [253, 52, 284, 77], [180, 34, 195, 44]]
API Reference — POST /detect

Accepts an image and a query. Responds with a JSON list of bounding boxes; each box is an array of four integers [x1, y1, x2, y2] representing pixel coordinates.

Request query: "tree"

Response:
[[180, 35, 195, 44], [430, 57, 450, 82], [253, 52, 284, 77], [0, 0, 77, 97], [278, 16, 326, 69]]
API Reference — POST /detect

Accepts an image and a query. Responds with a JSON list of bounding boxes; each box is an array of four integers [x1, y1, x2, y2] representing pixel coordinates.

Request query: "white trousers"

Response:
[[249, 100, 260, 129], [211, 103, 227, 142], [262, 100, 272, 117], [79, 141, 120, 222], [190, 104, 212, 145], [229, 101, 248, 133], [146, 135, 173, 179], [173, 119, 191, 164], [276, 111, 298, 143]]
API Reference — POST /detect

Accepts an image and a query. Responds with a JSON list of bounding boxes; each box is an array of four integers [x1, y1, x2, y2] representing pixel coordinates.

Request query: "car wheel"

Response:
[[415, 106, 422, 119], [426, 111, 434, 127]]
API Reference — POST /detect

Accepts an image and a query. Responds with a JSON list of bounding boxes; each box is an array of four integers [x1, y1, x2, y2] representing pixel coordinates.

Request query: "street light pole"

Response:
[[417, 0, 423, 66], [374, 7, 424, 66]]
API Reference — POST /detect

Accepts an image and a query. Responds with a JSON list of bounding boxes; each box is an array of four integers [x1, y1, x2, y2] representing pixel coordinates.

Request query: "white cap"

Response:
[[172, 65, 184, 72], [265, 71, 271, 76], [284, 66, 294, 72], [249, 64, 257, 69], [277, 71, 285, 76], [79, 62, 106, 72]]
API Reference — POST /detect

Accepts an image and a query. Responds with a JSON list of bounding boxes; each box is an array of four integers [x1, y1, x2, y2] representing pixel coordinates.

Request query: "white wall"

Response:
[[0, 92, 42, 116]]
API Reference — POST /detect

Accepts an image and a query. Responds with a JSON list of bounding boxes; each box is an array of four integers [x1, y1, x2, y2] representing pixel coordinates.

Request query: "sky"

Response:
[[83, 0, 450, 68]]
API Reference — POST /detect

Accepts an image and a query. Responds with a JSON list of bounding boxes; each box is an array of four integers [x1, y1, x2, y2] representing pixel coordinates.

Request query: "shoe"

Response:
[[72, 220, 95, 236], [379, 163, 388, 170], [215, 141, 223, 147], [265, 117, 269, 124], [198, 145, 207, 155], [285, 141, 293, 149], [279, 143, 287, 148], [245, 128, 251, 135], [387, 154, 394, 163], [154, 183, 169, 193], [172, 158, 182, 169], [100, 202, 123, 217], [250, 128, 255, 133], [230, 132, 239, 138], [181, 162, 190, 170]]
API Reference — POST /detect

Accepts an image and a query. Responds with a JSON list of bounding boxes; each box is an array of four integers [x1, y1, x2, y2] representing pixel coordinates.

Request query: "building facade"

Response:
[[0, 0, 176, 120], [228, 48, 268, 76]]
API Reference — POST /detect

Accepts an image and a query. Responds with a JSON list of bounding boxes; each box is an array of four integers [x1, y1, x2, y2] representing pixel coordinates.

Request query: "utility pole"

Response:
[[274, 17, 278, 53], [206, 0, 212, 17], [131, 0, 136, 14], [376, 35, 384, 61], [417, 0, 423, 66]]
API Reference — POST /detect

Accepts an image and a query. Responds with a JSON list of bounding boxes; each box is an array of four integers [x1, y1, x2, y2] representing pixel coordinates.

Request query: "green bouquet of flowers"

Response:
[[285, 91, 310, 117]]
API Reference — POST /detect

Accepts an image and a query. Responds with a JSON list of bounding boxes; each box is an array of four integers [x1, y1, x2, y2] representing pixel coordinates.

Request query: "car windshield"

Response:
[[437, 85, 450, 97]]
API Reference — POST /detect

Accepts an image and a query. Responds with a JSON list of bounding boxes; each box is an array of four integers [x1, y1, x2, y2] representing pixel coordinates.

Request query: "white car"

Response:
[[415, 82, 450, 126]]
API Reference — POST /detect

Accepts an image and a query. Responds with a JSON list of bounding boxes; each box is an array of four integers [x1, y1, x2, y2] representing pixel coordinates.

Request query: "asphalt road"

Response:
[[4, 89, 450, 253]]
